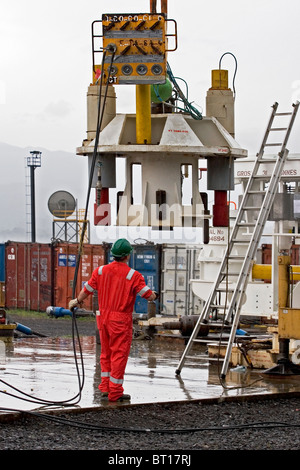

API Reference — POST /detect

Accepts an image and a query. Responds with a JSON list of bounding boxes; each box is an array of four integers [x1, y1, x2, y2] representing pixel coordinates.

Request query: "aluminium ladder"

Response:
[[175, 101, 300, 379]]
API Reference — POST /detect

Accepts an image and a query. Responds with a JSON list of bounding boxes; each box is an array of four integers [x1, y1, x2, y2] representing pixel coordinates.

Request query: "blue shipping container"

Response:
[[105, 243, 161, 314], [129, 245, 161, 314], [0, 243, 5, 282]]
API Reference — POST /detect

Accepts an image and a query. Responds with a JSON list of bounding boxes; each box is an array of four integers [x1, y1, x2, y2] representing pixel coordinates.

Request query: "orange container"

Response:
[[291, 244, 300, 265], [0, 282, 5, 308], [53, 243, 105, 311], [5, 242, 53, 311]]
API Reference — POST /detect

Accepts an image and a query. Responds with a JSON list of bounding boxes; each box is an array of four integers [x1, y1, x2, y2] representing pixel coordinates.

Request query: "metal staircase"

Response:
[[175, 101, 299, 379]]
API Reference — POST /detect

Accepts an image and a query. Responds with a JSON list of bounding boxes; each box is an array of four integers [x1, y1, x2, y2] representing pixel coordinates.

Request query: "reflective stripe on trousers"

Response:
[[110, 376, 124, 385], [100, 372, 124, 384]]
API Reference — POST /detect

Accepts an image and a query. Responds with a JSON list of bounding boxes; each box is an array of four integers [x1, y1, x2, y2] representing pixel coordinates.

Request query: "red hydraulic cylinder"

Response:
[[94, 188, 111, 226], [212, 190, 229, 227]]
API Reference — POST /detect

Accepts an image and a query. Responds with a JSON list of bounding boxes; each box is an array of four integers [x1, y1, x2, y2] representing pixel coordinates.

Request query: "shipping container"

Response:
[[160, 244, 203, 316], [0, 243, 5, 282], [0, 244, 5, 307], [261, 243, 300, 265], [104, 243, 161, 315], [5, 242, 53, 311], [129, 244, 161, 314], [261, 244, 272, 265], [0, 282, 5, 307], [53, 243, 105, 311], [291, 244, 300, 265]]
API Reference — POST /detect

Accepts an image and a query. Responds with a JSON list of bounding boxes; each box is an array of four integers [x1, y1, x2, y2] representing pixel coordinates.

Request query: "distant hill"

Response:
[[0, 142, 88, 244]]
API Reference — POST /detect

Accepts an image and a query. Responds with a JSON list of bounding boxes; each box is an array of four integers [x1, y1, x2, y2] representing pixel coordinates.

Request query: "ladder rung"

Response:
[[270, 127, 288, 131], [231, 239, 250, 243], [216, 287, 234, 293], [207, 306, 228, 311], [264, 143, 282, 146], [221, 271, 240, 276], [247, 191, 265, 195], [191, 338, 207, 344], [257, 158, 277, 163], [207, 308, 228, 313], [202, 322, 229, 327], [237, 222, 256, 226], [243, 206, 261, 210], [191, 339, 213, 344], [275, 112, 292, 116]]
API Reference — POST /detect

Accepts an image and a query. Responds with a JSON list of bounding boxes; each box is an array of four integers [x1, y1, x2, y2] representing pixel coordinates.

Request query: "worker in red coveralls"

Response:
[[69, 239, 158, 402]]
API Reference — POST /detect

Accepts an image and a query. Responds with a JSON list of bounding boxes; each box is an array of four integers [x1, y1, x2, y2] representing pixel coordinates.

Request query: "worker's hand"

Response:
[[153, 291, 159, 300], [68, 298, 82, 311]]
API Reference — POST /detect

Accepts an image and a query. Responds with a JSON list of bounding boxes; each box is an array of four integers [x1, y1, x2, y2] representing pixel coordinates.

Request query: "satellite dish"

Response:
[[48, 191, 76, 218]]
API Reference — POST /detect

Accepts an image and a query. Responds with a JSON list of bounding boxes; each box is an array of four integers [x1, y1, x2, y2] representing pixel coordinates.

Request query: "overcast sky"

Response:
[[1, 0, 300, 155], [1, 0, 300, 244]]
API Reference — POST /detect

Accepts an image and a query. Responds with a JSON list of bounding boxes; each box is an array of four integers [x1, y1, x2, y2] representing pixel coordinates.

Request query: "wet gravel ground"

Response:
[[1, 312, 300, 454], [1, 396, 300, 453]]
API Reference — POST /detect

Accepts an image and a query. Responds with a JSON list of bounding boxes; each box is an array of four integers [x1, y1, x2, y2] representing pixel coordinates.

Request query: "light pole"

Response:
[[26, 151, 42, 243]]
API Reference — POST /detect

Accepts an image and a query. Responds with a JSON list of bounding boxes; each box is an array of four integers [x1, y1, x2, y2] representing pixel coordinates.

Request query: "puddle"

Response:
[[1, 335, 300, 412]]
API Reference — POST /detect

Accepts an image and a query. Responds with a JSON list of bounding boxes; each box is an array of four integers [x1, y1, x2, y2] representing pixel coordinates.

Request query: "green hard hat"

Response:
[[111, 238, 133, 258]]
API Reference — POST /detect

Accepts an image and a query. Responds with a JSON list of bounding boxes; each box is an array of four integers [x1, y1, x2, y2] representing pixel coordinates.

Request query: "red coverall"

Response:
[[83, 261, 153, 401]]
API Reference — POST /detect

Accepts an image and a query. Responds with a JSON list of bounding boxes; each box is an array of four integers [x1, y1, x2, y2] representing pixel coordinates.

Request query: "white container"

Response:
[[160, 244, 203, 316]]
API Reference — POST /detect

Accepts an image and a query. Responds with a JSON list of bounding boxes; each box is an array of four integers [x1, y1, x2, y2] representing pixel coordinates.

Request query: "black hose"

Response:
[[0, 47, 116, 409]]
